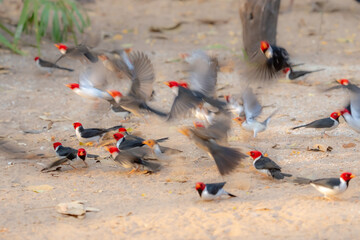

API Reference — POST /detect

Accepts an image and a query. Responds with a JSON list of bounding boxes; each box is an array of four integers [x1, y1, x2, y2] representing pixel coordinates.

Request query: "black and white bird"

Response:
[[34, 56, 73, 73], [233, 87, 278, 137], [247, 150, 291, 180], [52, 142, 98, 159], [291, 112, 341, 136], [73, 122, 122, 145], [294, 172, 355, 198], [113, 132, 168, 151], [42, 148, 87, 172], [248, 40, 291, 81], [195, 182, 236, 200], [283, 67, 324, 80]]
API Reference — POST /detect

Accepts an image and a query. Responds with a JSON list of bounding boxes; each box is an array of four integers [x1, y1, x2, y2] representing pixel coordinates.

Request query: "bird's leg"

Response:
[[321, 132, 330, 138], [85, 142, 94, 147], [253, 131, 258, 138], [69, 164, 77, 170], [127, 168, 137, 175], [83, 161, 88, 168]]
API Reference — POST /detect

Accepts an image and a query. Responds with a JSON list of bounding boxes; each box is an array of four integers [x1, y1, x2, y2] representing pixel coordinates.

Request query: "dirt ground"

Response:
[[1, 0, 360, 239]]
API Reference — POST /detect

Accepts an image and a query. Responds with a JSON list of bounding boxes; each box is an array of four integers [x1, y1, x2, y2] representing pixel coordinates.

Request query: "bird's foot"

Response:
[[127, 168, 137, 175], [69, 164, 77, 170]]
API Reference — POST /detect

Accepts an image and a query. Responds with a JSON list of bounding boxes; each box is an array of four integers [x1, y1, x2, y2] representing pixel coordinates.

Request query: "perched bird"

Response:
[[54, 43, 98, 63], [42, 148, 87, 172], [179, 117, 247, 175], [105, 146, 161, 173], [283, 67, 324, 80], [248, 40, 291, 81], [165, 50, 226, 120], [294, 172, 355, 199], [34, 57, 74, 73], [247, 151, 292, 180], [195, 182, 236, 200], [73, 122, 122, 145], [107, 51, 167, 118], [291, 112, 341, 136], [52, 142, 98, 159], [233, 87, 278, 137]]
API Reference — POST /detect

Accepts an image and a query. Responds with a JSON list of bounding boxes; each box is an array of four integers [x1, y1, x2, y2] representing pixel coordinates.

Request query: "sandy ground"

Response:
[[1, 0, 360, 239]]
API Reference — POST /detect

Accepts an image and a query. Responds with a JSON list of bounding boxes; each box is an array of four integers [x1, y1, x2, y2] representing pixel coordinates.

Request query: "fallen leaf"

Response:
[[149, 22, 183, 33], [27, 184, 54, 193], [307, 144, 332, 152], [56, 200, 99, 218], [197, 18, 229, 25], [256, 208, 271, 211], [112, 34, 123, 40], [343, 143, 356, 148]]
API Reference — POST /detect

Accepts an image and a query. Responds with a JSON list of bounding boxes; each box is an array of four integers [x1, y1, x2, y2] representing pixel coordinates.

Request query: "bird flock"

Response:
[[33, 39, 358, 201]]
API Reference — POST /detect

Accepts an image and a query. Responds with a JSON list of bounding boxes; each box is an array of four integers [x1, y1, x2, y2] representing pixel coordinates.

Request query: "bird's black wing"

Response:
[[205, 182, 226, 195], [304, 117, 335, 128], [80, 128, 107, 138], [311, 178, 340, 189], [255, 156, 281, 170]]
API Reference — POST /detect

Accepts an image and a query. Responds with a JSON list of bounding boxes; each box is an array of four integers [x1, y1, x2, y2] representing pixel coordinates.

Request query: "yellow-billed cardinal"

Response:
[[52, 142, 98, 159], [73, 122, 122, 145], [233, 87, 278, 137], [247, 40, 291, 81], [65, 66, 111, 101], [42, 148, 87, 172], [294, 172, 355, 198], [165, 51, 226, 120], [283, 67, 324, 80], [179, 117, 246, 175], [105, 146, 161, 173], [247, 151, 292, 179], [195, 182, 236, 200], [291, 112, 341, 136], [54, 43, 98, 63], [34, 57, 73, 73], [107, 51, 167, 118]]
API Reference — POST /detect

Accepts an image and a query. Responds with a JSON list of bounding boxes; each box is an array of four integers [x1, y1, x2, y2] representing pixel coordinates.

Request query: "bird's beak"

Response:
[[107, 90, 115, 97], [79, 152, 85, 156], [233, 117, 244, 123], [337, 111, 342, 116], [246, 151, 251, 156], [195, 183, 201, 189], [65, 84, 72, 89], [54, 44, 60, 49], [336, 79, 342, 84], [178, 128, 190, 137], [104, 146, 111, 152], [124, 48, 132, 54], [163, 82, 170, 87], [142, 140, 149, 146], [350, 174, 356, 179], [98, 55, 106, 61]]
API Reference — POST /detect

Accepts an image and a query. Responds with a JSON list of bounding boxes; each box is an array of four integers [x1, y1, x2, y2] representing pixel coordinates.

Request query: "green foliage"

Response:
[[0, 0, 90, 55]]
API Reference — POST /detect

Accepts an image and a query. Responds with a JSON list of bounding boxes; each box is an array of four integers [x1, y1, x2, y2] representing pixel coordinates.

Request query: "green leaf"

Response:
[[52, 10, 61, 42], [39, 3, 50, 37], [0, 22, 14, 37], [13, 0, 32, 46], [0, 33, 25, 55]]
